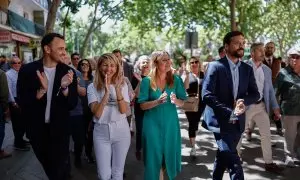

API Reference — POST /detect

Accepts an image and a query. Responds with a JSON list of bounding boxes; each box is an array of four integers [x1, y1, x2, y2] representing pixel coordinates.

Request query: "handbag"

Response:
[[182, 73, 200, 112]]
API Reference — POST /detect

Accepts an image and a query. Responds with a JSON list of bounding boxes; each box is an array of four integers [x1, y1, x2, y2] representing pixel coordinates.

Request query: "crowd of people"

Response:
[[0, 31, 300, 180]]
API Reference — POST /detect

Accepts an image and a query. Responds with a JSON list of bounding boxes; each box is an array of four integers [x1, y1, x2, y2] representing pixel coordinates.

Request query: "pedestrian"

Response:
[[0, 55, 10, 72], [77, 59, 95, 163], [0, 68, 11, 159], [17, 33, 78, 180], [274, 46, 300, 167], [131, 55, 150, 160], [237, 42, 284, 173], [202, 31, 260, 180], [6, 56, 30, 151], [183, 56, 205, 157], [138, 50, 187, 180], [87, 53, 131, 180]]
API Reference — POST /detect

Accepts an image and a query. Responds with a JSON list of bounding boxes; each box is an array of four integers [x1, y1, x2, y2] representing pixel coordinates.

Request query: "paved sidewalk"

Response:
[[1, 109, 299, 180]]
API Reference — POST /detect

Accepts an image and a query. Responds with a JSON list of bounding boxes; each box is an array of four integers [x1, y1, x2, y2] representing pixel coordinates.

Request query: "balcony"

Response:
[[0, 6, 45, 37]]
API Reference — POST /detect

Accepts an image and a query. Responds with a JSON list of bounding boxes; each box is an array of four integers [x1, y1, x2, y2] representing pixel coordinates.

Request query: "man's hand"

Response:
[[61, 70, 74, 88], [273, 108, 281, 120], [234, 99, 245, 116], [36, 70, 48, 90]]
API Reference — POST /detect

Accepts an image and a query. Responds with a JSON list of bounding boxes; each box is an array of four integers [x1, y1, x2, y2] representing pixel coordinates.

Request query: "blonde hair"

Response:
[[94, 53, 123, 91], [149, 50, 174, 90]]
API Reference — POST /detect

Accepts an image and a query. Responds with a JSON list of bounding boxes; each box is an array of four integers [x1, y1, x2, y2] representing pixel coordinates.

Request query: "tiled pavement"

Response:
[[1, 109, 299, 180]]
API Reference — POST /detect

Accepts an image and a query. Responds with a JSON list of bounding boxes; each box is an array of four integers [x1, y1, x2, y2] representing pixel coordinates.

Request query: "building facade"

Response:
[[0, 0, 48, 63]]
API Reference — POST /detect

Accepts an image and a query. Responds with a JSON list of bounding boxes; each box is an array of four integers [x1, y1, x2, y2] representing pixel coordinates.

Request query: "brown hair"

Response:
[[250, 42, 264, 53]]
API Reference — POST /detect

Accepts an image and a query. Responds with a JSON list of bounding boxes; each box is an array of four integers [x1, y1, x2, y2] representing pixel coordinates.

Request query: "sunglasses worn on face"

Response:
[[12, 62, 21, 65], [81, 63, 89, 66], [190, 61, 199, 64], [290, 55, 300, 60]]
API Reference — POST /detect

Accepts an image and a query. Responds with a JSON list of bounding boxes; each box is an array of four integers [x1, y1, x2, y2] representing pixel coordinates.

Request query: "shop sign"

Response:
[[0, 31, 12, 42], [11, 33, 30, 43]]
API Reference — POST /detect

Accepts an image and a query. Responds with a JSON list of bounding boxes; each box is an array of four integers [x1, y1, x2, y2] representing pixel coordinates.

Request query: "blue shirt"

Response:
[[6, 69, 18, 103], [227, 56, 241, 100], [70, 69, 85, 116]]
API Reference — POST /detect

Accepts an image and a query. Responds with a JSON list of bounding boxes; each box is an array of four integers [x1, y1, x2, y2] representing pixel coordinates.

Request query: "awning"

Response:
[[0, 30, 31, 43]]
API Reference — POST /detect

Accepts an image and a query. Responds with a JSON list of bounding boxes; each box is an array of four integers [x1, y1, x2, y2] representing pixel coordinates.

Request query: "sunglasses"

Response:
[[11, 62, 21, 65], [81, 63, 89, 66], [190, 61, 199, 64], [290, 55, 300, 60]]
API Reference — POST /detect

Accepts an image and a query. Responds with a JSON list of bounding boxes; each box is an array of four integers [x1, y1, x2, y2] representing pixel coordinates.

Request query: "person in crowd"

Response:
[[87, 53, 130, 180], [68, 54, 87, 169], [88, 58, 97, 76], [237, 43, 284, 173], [131, 55, 150, 160], [218, 46, 226, 59], [0, 69, 11, 159], [263, 41, 283, 136], [113, 49, 134, 84], [71, 52, 81, 69], [176, 55, 187, 77], [274, 46, 300, 167], [202, 31, 260, 180], [6, 56, 30, 151], [17, 33, 78, 180], [0, 55, 10, 72], [77, 59, 95, 163], [138, 50, 187, 180], [183, 56, 205, 157]]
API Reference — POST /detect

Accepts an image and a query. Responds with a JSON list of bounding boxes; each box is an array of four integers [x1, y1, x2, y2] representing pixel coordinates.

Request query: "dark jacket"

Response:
[[201, 57, 259, 133], [263, 56, 281, 84], [0, 69, 9, 120], [17, 59, 78, 141]]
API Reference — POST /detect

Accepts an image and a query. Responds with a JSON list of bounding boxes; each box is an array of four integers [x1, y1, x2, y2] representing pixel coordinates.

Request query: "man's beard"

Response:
[[231, 49, 244, 58], [265, 51, 273, 57]]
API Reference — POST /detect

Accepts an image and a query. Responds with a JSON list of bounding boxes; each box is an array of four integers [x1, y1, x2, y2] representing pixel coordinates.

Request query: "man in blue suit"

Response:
[[237, 42, 283, 173], [202, 31, 260, 180]]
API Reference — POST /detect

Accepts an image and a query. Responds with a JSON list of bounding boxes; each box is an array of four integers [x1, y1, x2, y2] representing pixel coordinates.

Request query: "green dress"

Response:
[[138, 75, 187, 180]]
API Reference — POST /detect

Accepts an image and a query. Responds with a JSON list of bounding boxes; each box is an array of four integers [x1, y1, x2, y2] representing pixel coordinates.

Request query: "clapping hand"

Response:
[[61, 70, 74, 88], [114, 77, 123, 90], [37, 70, 48, 90], [157, 91, 168, 104], [170, 92, 177, 104]]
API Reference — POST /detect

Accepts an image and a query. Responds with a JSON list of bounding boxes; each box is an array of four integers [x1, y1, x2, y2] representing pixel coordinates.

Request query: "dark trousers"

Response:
[[213, 132, 244, 180], [9, 103, 25, 145], [0, 118, 5, 149], [31, 124, 70, 180], [69, 115, 85, 159], [274, 118, 282, 130], [185, 103, 205, 138], [84, 116, 94, 158], [135, 113, 143, 152]]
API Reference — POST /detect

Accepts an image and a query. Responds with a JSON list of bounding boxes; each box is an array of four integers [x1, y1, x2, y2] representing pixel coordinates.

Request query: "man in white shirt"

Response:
[[17, 33, 78, 180], [237, 42, 284, 173], [6, 56, 30, 151]]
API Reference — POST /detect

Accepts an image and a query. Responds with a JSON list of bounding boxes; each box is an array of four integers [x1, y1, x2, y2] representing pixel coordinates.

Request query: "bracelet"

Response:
[[117, 97, 124, 102], [61, 86, 68, 91]]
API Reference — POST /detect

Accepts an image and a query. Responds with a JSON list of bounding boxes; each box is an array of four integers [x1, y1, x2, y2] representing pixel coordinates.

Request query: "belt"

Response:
[[255, 98, 264, 104]]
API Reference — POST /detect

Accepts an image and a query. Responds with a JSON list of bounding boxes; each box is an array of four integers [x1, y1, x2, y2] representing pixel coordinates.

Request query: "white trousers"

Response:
[[282, 116, 300, 159], [237, 102, 273, 164], [93, 120, 131, 180]]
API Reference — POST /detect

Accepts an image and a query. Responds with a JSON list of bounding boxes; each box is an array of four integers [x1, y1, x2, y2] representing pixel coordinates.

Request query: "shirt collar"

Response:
[[250, 58, 263, 69], [226, 55, 241, 69]]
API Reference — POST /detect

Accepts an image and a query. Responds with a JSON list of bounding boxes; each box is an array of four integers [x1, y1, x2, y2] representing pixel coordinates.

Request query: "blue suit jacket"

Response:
[[245, 60, 279, 114], [201, 57, 260, 133]]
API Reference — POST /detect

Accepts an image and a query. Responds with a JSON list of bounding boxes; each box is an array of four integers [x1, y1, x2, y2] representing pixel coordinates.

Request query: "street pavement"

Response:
[[1, 109, 299, 180]]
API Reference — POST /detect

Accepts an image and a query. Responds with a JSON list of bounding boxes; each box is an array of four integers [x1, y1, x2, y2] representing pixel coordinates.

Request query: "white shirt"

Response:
[[252, 62, 264, 100], [87, 83, 130, 124], [6, 69, 18, 103], [44, 67, 56, 123]]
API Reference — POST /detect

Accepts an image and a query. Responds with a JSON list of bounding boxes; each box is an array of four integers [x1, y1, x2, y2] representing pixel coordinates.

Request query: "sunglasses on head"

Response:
[[190, 61, 199, 64]]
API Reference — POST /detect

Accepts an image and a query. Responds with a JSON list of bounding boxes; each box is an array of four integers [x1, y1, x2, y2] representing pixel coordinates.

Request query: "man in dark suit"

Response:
[[17, 33, 78, 180], [263, 41, 283, 136], [202, 31, 260, 180]]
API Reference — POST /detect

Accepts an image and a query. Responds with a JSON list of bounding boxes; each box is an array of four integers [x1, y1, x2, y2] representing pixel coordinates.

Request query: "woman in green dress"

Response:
[[138, 51, 187, 180]]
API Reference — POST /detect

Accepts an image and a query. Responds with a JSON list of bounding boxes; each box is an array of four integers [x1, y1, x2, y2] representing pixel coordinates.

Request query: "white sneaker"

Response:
[[190, 147, 196, 157], [285, 156, 296, 168]]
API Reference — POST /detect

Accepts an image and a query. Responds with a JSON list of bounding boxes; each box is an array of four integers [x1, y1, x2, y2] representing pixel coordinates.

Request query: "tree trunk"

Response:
[[45, 0, 62, 34], [80, 0, 100, 57], [63, 7, 70, 37], [230, 0, 237, 31]]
